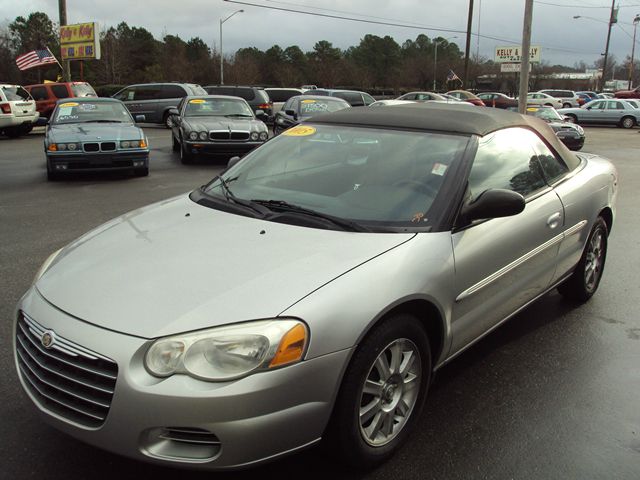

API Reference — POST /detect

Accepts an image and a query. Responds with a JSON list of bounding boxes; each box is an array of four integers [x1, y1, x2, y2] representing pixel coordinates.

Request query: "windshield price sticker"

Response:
[[432, 163, 448, 176], [79, 103, 97, 110], [59, 102, 79, 108], [527, 107, 539, 112], [301, 99, 316, 103], [189, 99, 206, 104], [283, 125, 317, 137]]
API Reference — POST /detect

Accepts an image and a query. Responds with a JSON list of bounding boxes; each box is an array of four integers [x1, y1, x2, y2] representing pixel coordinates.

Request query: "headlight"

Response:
[[58, 143, 67, 151], [145, 319, 308, 381], [67, 143, 78, 151], [120, 141, 131, 148], [576, 125, 584, 135], [199, 131, 208, 141], [250, 132, 259, 141], [33, 248, 63, 284], [259, 131, 269, 141], [188, 131, 198, 141]]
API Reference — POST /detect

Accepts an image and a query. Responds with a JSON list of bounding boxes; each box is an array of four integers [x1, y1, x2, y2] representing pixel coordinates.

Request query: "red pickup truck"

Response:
[[614, 86, 640, 99], [24, 82, 96, 120]]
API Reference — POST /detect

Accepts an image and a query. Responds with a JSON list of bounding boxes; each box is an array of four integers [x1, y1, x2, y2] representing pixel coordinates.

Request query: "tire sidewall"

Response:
[[329, 314, 431, 468]]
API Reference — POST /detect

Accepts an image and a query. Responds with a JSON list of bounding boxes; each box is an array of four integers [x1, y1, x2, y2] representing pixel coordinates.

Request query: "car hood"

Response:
[[182, 117, 266, 132], [36, 195, 414, 339], [547, 120, 581, 132], [48, 123, 142, 142]]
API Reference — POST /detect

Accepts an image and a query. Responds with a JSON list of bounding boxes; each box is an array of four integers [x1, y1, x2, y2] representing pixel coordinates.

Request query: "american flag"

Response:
[[446, 70, 461, 82], [15, 49, 58, 71]]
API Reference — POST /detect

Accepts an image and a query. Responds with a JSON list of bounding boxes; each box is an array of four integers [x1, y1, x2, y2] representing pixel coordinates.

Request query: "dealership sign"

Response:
[[494, 45, 540, 64], [60, 22, 101, 61], [500, 63, 532, 73]]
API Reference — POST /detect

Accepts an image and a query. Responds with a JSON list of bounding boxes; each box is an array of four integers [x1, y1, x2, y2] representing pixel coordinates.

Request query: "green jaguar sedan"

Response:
[[45, 97, 150, 180]]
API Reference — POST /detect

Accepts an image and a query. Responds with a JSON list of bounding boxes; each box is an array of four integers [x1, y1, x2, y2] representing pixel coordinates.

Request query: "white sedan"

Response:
[[527, 92, 563, 109]]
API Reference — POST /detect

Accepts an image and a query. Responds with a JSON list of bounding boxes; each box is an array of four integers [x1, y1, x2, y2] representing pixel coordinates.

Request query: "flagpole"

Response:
[[45, 46, 64, 71]]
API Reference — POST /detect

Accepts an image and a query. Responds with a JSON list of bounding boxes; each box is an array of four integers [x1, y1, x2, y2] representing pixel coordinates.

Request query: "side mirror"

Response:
[[255, 109, 268, 122], [168, 108, 179, 117], [227, 156, 242, 169], [135, 114, 146, 123], [460, 189, 525, 224], [586, 106, 592, 110], [285, 109, 297, 120]]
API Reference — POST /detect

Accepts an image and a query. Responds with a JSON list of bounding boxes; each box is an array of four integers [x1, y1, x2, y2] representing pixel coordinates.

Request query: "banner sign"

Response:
[[500, 63, 532, 73], [60, 22, 101, 60], [494, 45, 540, 64]]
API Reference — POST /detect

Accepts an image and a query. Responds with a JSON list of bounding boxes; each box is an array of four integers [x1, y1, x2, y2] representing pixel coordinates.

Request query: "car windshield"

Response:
[[526, 107, 562, 121], [299, 98, 349, 116], [200, 124, 470, 229], [52, 101, 133, 124], [2, 86, 31, 101], [70, 83, 97, 97], [184, 98, 253, 117]]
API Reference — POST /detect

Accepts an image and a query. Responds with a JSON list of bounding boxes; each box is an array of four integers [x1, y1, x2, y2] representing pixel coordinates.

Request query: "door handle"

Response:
[[547, 212, 561, 229]]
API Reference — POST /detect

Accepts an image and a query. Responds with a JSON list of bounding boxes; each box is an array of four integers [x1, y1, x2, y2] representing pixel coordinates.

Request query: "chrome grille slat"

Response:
[[19, 363, 106, 421], [16, 331, 114, 394], [18, 321, 116, 379], [17, 347, 111, 408], [16, 313, 117, 428]]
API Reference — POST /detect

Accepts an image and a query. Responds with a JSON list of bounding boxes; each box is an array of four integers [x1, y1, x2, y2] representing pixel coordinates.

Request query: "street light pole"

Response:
[[219, 9, 243, 85], [433, 36, 458, 91], [628, 15, 640, 89]]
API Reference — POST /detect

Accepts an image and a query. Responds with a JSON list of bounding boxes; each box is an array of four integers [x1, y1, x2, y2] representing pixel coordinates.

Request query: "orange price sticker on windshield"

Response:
[[59, 102, 79, 107], [189, 99, 206, 104], [301, 99, 316, 103], [283, 125, 317, 137], [527, 107, 538, 112]]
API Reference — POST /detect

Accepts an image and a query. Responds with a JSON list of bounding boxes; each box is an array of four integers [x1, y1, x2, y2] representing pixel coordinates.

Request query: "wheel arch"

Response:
[[599, 206, 613, 235]]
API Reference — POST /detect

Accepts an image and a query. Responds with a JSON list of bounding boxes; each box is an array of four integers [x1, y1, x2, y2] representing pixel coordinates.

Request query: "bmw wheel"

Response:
[[558, 216, 608, 302], [327, 313, 431, 469]]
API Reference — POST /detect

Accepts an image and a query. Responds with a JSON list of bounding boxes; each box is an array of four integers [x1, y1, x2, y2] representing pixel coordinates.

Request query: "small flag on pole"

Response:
[[446, 70, 461, 82], [15, 49, 58, 71]]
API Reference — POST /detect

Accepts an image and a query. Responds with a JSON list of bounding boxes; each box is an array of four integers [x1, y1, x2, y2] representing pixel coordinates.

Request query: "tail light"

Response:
[[258, 103, 271, 110], [0, 103, 11, 114]]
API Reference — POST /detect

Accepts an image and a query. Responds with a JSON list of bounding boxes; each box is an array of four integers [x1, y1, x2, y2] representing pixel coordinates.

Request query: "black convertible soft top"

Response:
[[308, 103, 581, 171]]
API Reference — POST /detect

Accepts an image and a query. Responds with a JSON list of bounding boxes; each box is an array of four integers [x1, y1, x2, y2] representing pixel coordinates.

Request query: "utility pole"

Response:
[[518, 0, 534, 114], [600, 0, 616, 91], [627, 14, 639, 89], [463, 0, 474, 89], [58, 0, 71, 81]]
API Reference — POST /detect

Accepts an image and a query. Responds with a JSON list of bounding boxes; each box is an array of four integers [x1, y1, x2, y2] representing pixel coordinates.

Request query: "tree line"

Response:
[[1, 12, 636, 93]]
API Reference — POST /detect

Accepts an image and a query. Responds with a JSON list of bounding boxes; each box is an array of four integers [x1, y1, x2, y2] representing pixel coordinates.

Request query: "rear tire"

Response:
[[325, 314, 431, 469], [558, 217, 608, 302], [563, 102, 572, 108]]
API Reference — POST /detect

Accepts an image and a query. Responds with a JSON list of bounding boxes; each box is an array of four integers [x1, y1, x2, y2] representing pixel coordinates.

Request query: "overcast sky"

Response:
[[3, 0, 640, 69]]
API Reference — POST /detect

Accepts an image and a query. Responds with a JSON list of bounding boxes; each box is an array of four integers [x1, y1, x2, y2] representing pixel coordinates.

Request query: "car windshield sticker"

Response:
[[57, 107, 74, 117], [189, 99, 206, 104], [527, 107, 539, 112], [301, 99, 316, 103], [283, 125, 317, 137], [59, 102, 79, 108], [432, 163, 448, 176], [411, 212, 425, 223], [79, 103, 97, 110]]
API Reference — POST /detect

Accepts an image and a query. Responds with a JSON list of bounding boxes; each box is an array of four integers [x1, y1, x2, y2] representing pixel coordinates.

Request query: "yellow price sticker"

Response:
[[283, 125, 317, 137], [301, 99, 316, 103], [189, 99, 206, 104], [526, 107, 538, 112], [59, 102, 79, 107]]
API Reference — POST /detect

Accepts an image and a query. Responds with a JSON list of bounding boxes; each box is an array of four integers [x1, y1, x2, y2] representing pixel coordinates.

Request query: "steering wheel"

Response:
[[392, 179, 437, 196]]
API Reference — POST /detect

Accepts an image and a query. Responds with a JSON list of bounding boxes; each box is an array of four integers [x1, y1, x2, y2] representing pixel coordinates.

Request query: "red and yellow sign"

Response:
[[60, 22, 101, 61]]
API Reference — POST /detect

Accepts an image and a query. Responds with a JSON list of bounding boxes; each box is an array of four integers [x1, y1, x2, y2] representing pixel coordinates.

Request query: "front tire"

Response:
[[620, 116, 635, 129], [558, 216, 608, 302], [326, 314, 431, 469], [180, 139, 194, 164], [163, 112, 173, 129]]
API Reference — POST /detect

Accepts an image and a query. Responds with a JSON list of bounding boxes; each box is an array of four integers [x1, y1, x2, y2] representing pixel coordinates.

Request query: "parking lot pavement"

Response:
[[1, 126, 639, 479]]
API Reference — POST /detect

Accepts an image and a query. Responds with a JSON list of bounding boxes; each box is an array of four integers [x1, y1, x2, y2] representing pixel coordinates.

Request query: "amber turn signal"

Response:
[[48, 144, 58, 151], [269, 323, 307, 367], [139, 139, 147, 148]]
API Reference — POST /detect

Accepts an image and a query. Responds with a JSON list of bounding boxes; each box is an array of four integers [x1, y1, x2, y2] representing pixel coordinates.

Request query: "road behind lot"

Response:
[[1, 126, 639, 479]]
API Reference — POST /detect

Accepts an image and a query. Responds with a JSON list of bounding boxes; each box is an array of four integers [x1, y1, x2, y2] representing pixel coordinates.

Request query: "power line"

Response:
[[223, 0, 603, 56]]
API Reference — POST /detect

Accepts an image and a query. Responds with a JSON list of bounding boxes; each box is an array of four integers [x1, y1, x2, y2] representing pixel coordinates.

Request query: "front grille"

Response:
[[15, 313, 118, 428], [84, 143, 99, 152], [101, 142, 116, 151], [209, 130, 250, 141]]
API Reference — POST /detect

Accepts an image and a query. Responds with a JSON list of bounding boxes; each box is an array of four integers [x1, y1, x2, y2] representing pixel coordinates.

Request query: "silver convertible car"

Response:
[[14, 104, 617, 470]]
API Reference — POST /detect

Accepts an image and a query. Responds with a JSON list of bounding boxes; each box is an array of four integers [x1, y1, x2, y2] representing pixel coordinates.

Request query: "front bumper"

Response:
[[47, 150, 149, 173], [14, 288, 349, 470], [184, 140, 264, 157]]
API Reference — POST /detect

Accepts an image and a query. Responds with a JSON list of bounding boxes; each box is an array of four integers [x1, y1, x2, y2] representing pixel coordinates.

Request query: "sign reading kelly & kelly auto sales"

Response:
[[60, 22, 101, 61], [494, 45, 540, 63]]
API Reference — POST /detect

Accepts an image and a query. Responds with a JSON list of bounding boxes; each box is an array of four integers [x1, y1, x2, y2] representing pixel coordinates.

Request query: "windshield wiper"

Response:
[[208, 176, 271, 217], [224, 114, 253, 118], [78, 119, 124, 123], [250, 199, 369, 232]]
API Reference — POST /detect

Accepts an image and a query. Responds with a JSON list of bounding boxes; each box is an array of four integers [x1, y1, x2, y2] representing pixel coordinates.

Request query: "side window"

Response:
[[162, 85, 187, 99], [403, 94, 417, 100], [363, 93, 375, 105], [468, 128, 547, 201], [335, 92, 362, 106], [30, 86, 48, 101], [51, 85, 69, 99], [282, 98, 293, 111], [135, 86, 161, 101], [609, 101, 625, 110], [529, 135, 569, 184], [290, 98, 300, 113], [590, 101, 604, 109], [235, 88, 256, 101]]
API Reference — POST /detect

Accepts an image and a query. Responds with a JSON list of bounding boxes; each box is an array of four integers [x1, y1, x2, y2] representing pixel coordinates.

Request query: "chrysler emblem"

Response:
[[41, 330, 55, 349]]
